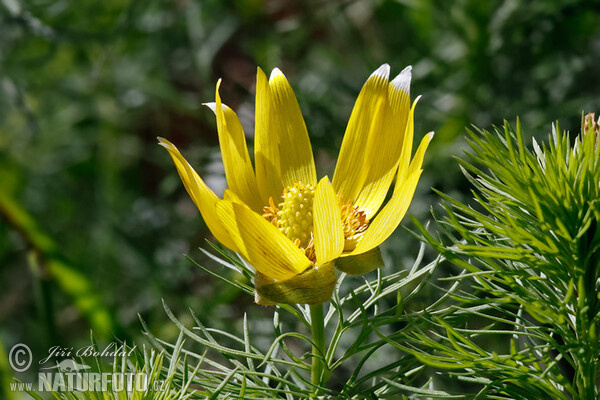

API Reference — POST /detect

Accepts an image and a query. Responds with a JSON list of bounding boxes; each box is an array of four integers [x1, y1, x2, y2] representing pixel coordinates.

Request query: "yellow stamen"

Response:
[[340, 199, 369, 251], [262, 197, 280, 227]]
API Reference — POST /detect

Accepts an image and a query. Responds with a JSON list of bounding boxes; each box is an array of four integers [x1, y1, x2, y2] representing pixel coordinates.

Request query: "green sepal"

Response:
[[334, 247, 384, 275], [254, 263, 337, 305]]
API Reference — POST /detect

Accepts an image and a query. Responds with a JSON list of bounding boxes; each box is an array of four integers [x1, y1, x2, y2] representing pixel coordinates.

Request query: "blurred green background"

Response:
[[2, 0, 600, 390]]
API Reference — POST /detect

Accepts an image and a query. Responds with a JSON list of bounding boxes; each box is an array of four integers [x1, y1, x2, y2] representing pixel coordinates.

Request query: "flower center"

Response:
[[263, 183, 371, 258], [263, 182, 315, 258]]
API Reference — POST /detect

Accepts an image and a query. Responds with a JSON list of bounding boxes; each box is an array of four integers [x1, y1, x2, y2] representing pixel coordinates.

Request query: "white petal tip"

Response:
[[269, 67, 284, 81], [157, 137, 174, 150], [204, 102, 217, 114], [391, 66, 412, 94], [203, 102, 230, 114], [371, 64, 390, 80]]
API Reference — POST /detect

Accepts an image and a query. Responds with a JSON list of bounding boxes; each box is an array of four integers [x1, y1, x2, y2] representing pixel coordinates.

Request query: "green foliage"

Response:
[[141, 243, 446, 399], [42, 340, 198, 400], [410, 118, 600, 398], [3, 0, 600, 396]]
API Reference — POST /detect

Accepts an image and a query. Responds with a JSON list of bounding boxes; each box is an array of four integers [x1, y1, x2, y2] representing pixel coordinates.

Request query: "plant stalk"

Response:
[[310, 303, 325, 395]]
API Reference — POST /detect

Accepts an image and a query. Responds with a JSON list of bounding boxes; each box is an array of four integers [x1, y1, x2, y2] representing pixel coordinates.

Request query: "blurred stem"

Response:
[[310, 303, 325, 396]]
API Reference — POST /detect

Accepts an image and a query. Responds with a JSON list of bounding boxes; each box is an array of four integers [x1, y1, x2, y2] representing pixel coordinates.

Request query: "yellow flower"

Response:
[[159, 64, 433, 305]]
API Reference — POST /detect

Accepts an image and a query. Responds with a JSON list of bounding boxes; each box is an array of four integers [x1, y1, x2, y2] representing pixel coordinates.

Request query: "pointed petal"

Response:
[[352, 67, 414, 218], [332, 64, 390, 204], [313, 176, 344, 266], [205, 81, 263, 211], [352, 132, 433, 254], [408, 132, 433, 175], [231, 202, 312, 281], [397, 97, 420, 180], [158, 137, 238, 252], [268, 68, 317, 187], [254, 67, 284, 202]]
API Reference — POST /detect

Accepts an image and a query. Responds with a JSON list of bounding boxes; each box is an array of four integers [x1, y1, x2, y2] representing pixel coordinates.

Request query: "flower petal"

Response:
[[352, 67, 413, 219], [268, 68, 317, 187], [157, 137, 238, 252], [205, 80, 263, 212], [351, 132, 433, 255], [230, 202, 312, 281], [254, 263, 336, 305], [254, 67, 284, 203], [313, 176, 344, 266], [397, 98, 420, 180], [332, 64, 390, 205], [214, 193, 247, 259]]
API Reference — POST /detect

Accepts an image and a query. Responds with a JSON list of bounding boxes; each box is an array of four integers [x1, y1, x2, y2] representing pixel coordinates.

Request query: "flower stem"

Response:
[[310, 303, 325, 395]]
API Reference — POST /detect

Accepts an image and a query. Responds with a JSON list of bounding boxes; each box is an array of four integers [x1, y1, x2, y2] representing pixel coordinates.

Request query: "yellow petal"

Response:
[[408, 132, 433, 176], [205, 80, 263, 212], [157, 137, 238, 252], [223, 189, 242, 202], [214, 193, 247, 260], [313, 177, 344, 266], [352, 132, 433, 254], [268, 68, 317, 187], [230, 202, 312, 281], [397, 98, 420, 181], [332, 64, 390, 204], [352, 67, 413, 219], [254, 67, 284, 202]]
